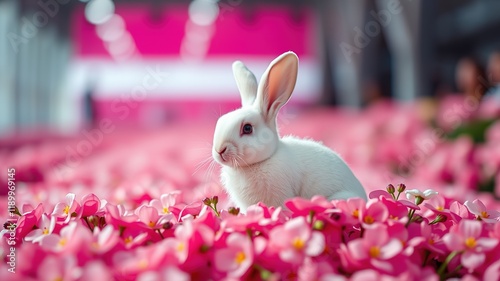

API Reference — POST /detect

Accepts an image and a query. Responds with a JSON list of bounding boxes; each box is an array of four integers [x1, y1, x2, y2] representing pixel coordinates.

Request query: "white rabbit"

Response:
[[212, 51, 367, 211]]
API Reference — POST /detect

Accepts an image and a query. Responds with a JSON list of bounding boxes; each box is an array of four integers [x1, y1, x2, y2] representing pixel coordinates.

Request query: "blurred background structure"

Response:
[[1, 0, 500, 135]]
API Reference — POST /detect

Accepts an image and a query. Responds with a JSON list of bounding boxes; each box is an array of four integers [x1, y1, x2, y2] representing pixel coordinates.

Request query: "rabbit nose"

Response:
[[218, 147, 227, 161]]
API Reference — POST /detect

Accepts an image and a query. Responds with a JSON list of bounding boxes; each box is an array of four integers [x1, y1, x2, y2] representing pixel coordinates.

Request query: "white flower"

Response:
[[405, 189, 438, 201]]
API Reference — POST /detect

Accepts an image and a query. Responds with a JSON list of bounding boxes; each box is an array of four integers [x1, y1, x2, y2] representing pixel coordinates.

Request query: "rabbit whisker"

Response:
[[203, 159, 217, 185], [193, 155, 214, 176], [235, 154, 249, 167]]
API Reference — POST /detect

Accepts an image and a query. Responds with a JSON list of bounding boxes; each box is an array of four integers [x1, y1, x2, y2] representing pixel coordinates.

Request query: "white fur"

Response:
[[212, 51, 367, 211]]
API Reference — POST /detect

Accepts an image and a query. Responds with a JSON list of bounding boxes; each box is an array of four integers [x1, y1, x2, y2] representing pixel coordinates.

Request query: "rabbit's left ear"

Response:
[[233, 61, 258, 107], [256, 51, 298, 122]]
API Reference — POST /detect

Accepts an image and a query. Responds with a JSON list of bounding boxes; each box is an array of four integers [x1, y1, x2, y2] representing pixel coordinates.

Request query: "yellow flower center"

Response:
[[148, 221, 156, 227], [428, 238, 435, 245], [235, 251, 246, 265], [54, 277, 63, 281], [292, 238, 305, 250], [352, 209, 359, 218], [369, 246, 380, 258], [177, 242, 185, 252], [436, 206, 444, 211], [465, 237, 476, 249], [363, 215, 374, 224], [138, 260, 148, 269], [42, 228, 49, 235], [481, 211, 489, 218], [63, 205, 70, 215], [389, 215, 398, 220], [58, 238, 67, 247], [124, 236, 133, 244], [163, 207, 169, 214]]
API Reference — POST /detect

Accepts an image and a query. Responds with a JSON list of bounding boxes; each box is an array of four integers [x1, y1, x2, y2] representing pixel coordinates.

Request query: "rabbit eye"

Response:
[[242, 123, 253, 135]]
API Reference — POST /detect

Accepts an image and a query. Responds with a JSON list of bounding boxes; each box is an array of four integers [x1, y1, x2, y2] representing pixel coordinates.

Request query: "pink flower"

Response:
[[90, 225, 120, 254], [162, 219, 214, 266], [464, 199, 500, 223], [12, 203, 44, 241], [368, 190, 392, 200], [122, 231, 149, 249], [150, 191, 180, 215], [41, 221, 89, 252], [269, 216, 325, 265], [284, 196, 333, 216], [346, 224, 403, 273], [443, 220, 499, 271], [423, 194, 458, 223], [52, 193, 81, 223], [36, 255, 80, 281], [25, 213, 56, 243], [221, 203, 281, 232], [113, 244, 168, 276], [80, 193, 101, 217], [449, 201, 474, 221], [214, 232, 254, 278], [178, 202, 203, 221], [407, 222, 447, 255], [105, 203, 139, 226], [359, 200, 389, 227], [379, 197, 408, 223], [335, 197, 366, 225], [423, 194, 448, 214], [135, 204, 173, 230]]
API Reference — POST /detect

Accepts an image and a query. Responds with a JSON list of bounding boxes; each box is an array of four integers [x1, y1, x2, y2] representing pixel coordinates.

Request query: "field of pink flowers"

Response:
[[1, 100, 500, 280]]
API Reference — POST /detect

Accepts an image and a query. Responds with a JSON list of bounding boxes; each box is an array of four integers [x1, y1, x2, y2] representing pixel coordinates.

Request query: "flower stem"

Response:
[[83, 216, 93, 231], [437, 251, 459, 278], [308, 210, 315, 225], [405, 209, 416, 227], [253, 264, 272, 280], [422, 250, 431, 267], [210, 206, 220, 217], [156, 229, 165, 239]]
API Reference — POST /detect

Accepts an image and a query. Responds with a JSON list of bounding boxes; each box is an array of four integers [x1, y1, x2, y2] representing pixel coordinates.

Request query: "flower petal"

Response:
[[464, 200, 480, 215], [442, 233, 465, 251], [476, 237, 499, 251], [422, 189, 438, 199], [24, 229, 43, 242], [405, 189, 423, 200], [379, 238, 403, 260], [459, 220, 481, 239], [461, 251, 485, 271], [305, 232, 325, 257], [347, 240, 368, 260], [484, 259, 500, 281], [214, 249, 238, 272]]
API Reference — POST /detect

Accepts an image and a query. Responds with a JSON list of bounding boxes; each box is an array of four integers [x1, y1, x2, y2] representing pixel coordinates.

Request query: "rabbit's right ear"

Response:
[[232, 61, 258, 107], [256, 52, 298, 122]]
